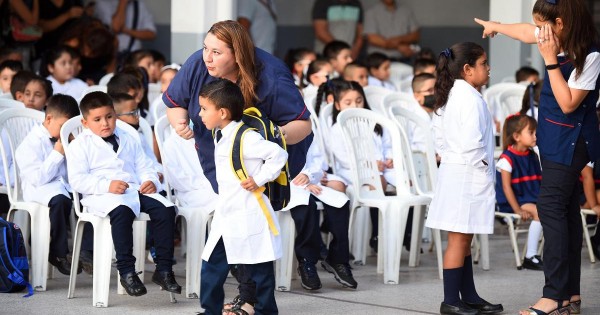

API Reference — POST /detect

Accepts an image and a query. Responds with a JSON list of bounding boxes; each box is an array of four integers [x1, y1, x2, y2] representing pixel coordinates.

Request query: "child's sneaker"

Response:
[[321, 260, 357, 289], [522, 255, 544, 270], [297, 259, 321, 290]]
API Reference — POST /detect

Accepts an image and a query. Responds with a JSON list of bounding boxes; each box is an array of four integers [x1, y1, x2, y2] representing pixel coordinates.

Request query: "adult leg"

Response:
[[200, 238, 231, 315]]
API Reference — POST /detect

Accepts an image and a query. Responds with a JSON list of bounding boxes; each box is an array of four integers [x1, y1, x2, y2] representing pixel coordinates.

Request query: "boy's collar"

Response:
[[218, 120, 242, 139]]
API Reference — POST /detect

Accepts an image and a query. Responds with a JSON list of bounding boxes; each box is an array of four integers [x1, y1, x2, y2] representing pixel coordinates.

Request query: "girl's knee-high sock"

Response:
[[460, 255, 482, 303], [443, 267, 463, 306], [526, 220, 543, 258]]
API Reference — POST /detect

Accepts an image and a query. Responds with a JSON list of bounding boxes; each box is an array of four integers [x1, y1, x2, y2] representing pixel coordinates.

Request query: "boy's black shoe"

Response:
[[522, 255, 544, 271], [321, 260, 357, 289], [440, 301, 478, 315], [369, 236, 378, 253], [48, 255, 72, 275], [152, 270, 182, 294], [120, 271, 147, 296], [79, 250, 94, 275], [462, 299, 504, 314], [297, 259, 321, 290]]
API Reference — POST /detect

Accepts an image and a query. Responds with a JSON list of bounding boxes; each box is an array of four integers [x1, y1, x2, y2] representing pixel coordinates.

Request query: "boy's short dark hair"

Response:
[[323, 40, 351, 61], [413, 58, 436, 75], [10, 70, 36, 99], [366, 52, 390, 70], [110, 92, 136, 105], [107, 72, 143, 95], [344, 61, 368, 74], [45, 94, 80, 119], [80, 91, 114, 118], [149, 49, 166, 64], [198, 79, 244, 121], [29, 76, 54, 99], [412, 73, 436, 92], [515, 66, 539, 82], [0, 60, 23, 73]]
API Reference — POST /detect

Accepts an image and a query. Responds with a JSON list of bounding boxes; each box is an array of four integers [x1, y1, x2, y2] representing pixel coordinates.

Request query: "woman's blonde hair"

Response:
[[208, 20, 258, 109]]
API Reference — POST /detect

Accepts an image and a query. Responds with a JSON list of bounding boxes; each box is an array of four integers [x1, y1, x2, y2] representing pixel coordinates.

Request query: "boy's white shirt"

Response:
[[67, 126, 173, 217], [202, 120, 287, 265], [162, 131, 217, 209], [15, 123, 70, 205], [368, 76, 397, 91], [46, 76, 88, 100]]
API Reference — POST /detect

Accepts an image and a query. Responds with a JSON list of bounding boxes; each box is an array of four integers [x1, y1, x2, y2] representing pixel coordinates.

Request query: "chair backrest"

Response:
[[382, 92, 421, 119], [154, 115, 174, 201], [388, 105, 437, 194], [482, 82, 525, 120], [398, 77, 414, 93], [0, 93, 14, 99], [337, 108, 413, 199], [318, 103, 335, 167], [0, 108, 45, 203], [98, 73, 114, 86], [305, 100, 329, 167], [60, 116, 85, 215], [389, 61, 413, 82], [0, 98, 25, 111], [496, 87, 527, 123], [150, 93, 167, 123], [78, 85, 107, 103], [363, 85, 393, 116], [147, 83, 162, 108]]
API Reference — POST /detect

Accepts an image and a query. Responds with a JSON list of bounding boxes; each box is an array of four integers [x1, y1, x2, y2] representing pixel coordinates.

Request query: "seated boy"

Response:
[[409, 73, 436, 152], [515, 66, 540, 84], [323, 40, 353, 78], [366, 52, 397, 91], [343, 62, 369, 87], [9, 70, 36, 101], [15, 94, 80, 275], [0, 60, 23, 96], [22, 75, 53, 111], [67, 91, 181, 297], [413, 58, 436, 76], [198, 79, 287, 315]]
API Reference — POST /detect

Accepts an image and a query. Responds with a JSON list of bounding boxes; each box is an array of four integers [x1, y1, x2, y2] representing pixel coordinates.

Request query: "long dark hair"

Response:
[[533, 0, 598, 78], [331, 80, 382, 136], [520, 81, 543, 116], [434, 42, 485, 112]]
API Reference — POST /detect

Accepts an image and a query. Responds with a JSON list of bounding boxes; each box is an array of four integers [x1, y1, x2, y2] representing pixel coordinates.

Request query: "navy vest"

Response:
[[537, 49, 600, 166], [495, 147, 542, 206]]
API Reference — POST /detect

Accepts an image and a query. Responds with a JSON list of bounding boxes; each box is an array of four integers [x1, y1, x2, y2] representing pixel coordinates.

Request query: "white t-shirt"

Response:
[[238, 0, 277, 54]]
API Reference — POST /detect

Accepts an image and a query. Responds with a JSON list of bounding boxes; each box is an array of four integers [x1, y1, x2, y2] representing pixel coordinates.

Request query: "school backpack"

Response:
[[229, 107, 291, 235], [0, 217, 33, 297]]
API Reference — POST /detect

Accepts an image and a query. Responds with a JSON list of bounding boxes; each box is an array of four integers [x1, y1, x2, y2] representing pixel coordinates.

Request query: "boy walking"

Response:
[[67, 91, 180, 296]]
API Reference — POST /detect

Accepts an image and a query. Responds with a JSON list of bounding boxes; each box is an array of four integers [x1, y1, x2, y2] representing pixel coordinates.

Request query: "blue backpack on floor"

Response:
[[0, 217, 33, 297]]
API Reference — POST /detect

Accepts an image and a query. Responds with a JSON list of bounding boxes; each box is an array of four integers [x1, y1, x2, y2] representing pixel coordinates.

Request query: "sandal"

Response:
[[222, 296, 255, 315], [569, 300, 581, 314], [520, 300, 570, 315]]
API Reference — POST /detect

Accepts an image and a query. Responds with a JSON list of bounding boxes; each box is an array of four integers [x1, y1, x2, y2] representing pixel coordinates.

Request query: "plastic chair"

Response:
[[0, 108, 54, 291], [382, 93, 421, 119], [495, 87, 527, 123], [147, 83, 162, 109], [0, 98, 25, 110], [388, 105, 443, 279], [0, 93, 13, 99], [150, 94, 168, 124], [318, 103, 335, 167], [581, 208, 598, 263], [62, 116, 153, 307], [78, 85, 108, 103], [389, 62, 413, 82], [494, 212, 531, 269], [274, 210, 296, 291], [154, 115, 213, 299], [482, 83, 525, 121], [363, 85, 393, 116], [337, 108, 431, 284], [98, 73, 114, 86]]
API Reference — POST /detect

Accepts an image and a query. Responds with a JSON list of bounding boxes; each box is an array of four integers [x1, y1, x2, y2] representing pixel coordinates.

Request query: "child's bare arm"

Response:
[[501, 170, 530, 220], [581, 166, 600, 217]]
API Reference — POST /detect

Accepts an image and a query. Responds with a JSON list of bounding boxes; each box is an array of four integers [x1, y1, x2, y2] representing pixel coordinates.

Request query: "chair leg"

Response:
[[118, 219, 147, 295], [68, 220, 86, 298], [383, 206, 408, 285], [11, 210, 31, 259], [433, 228, 443, 279], [275, 211, 295, 292], [479, 234, 490, 270], [350, 206, 369, 265], [93, 220, 113, 308], [30, 206, 51, 291], [185, 212, 207, 298], [408, 205, 426, 267], [581, 211, 595, 263], [506, 219, 522, 269]]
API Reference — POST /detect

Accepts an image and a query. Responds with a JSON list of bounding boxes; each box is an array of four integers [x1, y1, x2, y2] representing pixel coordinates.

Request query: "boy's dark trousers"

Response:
[[200, 238, 278, 315], [289, 199, 321, 263], [108, 193, 176, 276], [48, 194, 73, 258], [312, 197, 350, 263]]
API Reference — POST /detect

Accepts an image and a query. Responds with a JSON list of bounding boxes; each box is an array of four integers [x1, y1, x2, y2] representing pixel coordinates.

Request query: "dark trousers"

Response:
[[200, 238, 278, 315], [537, 137, 589, 299], [108, 193, 176, 276], [314, 197, 350, 264], [290, 199, 321, 262], [48, 194, 72, 257]]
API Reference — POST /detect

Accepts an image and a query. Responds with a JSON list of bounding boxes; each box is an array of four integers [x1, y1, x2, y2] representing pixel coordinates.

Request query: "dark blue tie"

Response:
[[49, 137, 58, 144], [103, 134, 119, 152], [216, 130, 222, 143]]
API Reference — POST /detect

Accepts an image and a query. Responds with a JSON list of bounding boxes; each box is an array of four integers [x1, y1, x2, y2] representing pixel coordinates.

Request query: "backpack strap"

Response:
[[0, 225, 33, 297], [230, 123, 279, 236]]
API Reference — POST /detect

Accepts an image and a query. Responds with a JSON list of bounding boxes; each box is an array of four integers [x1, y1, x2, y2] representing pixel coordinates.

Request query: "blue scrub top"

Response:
[[163, 48, 312, 193]]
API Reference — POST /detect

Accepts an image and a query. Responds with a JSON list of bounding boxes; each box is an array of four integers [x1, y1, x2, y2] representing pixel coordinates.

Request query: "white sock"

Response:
[[526, 220, 543, 258]]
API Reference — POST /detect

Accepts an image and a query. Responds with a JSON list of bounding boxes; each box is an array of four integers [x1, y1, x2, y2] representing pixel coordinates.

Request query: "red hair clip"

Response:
[[505, 112, 521, 121]]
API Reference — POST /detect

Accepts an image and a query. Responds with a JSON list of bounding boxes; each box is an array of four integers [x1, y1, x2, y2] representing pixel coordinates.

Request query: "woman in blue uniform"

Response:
[[163, 20, 312, 315], [476, 0, 600, 314]]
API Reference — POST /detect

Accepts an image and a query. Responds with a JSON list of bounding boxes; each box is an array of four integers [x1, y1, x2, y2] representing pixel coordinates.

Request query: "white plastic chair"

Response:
[[382, 93, 421, 119], [150, 94, 168, 123], [154, 115, 213, 299], [275, 210, 296, 291], [388, 105, 443, 279], [581, 208, 598, 263], [495, 87, 527, 123], [493, 211, 532, 269], [482, 82, 525, 122], [0, 108, 53, 291], [78, 85, 108, 103], [147, 83, 162, 109], [98, 73, 114, 86], [0, 98, 25, 110], [389, 62, 413, 82], [363, 85, 393, 116], [337, 108, 431, 284], [318, 103, 335, 167], [0, 93, 14, 99], [62, 116, 153, 307]]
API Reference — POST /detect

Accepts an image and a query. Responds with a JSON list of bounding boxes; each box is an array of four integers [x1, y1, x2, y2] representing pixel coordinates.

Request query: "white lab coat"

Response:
[[15, 124, 70, 205], [0, 129, 14, 186], [202, 121, 287, 265], [67, 127, 173, 217], [162, 132, 217, 209], [47, 76, 88, 100], [425, 80, 496, 234]]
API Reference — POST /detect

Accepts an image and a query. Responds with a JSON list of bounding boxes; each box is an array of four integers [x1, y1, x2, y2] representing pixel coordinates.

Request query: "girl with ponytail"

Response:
[[425, 42, 503, 315]]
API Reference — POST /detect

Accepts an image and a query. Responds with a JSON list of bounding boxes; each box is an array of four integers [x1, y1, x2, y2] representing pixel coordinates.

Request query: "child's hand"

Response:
[[306, 184, 322, 195], [109, 180, 129, 194], [139, 181, 157, 194], [376, 160, 385, 172], [54, 139, 65, 155], [175, 118, 193, 140], [292, 173, 310, 186], [241, 177, 259, 192], [158, 172, 164, 183], [592, 205, 600, 219], [518, 208, 531, 221], [474, 18, 499, 38], [385, 159, 394, 169], [320, 172, 329, 186]]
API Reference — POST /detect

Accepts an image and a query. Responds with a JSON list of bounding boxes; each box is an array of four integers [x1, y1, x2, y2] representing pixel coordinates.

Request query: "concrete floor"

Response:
[[1, 225, 598, 315]]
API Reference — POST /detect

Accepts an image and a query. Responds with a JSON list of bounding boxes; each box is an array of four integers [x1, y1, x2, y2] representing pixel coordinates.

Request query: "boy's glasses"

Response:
[[117, 109, 140, 117]]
